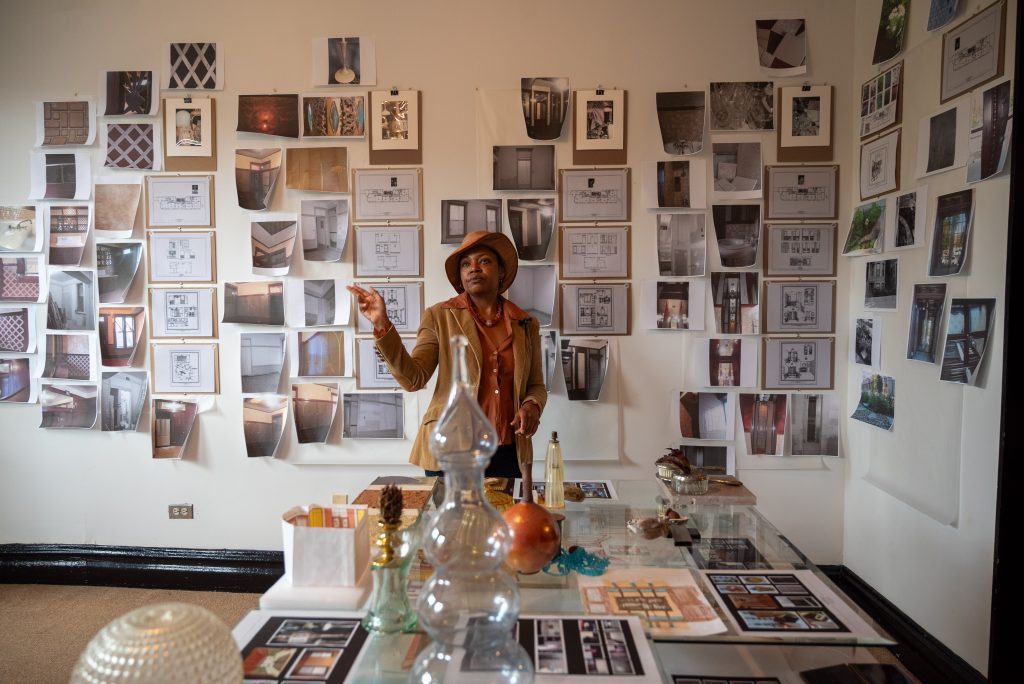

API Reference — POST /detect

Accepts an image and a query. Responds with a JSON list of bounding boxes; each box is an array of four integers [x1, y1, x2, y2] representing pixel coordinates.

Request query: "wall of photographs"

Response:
[[0, 1, 1011, 671]]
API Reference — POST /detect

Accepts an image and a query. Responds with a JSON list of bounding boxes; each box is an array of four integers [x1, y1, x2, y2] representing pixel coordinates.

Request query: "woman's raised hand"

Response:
[[346, 284, 390, 331]]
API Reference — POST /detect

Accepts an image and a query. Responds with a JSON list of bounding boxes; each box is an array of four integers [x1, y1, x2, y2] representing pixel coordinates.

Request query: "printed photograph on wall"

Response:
[[46, 270, 95, 331], [493, 145, 556, 191], [105, 123, 157, 170], [150, 288, 217, 339], [941, 1, 1006, 103], [711, 205, 760, 268], [301, 198, 349, 262], [0, 358, 34, 403], [94, 180, 141, 238], [540, 331, 557, 391], [295, 330, 345, 378], [561, 338, 610, 401], [711, 272, 758, 334], [166, 42, 221, 90], [851, 371, 895, 431], [788, 393, 840, 456], [237, 94, 299, 138], [928, 0, 960, 31], [864, 258, 899, 311], [843, 200, 885, 257], [30, 151, 91, 201], [851, 313, 881, 369], [704, 338, 755, 388], [860, 61, 903, 138], [521, 77, 570, 140], [235, 149, 282, 211], [939, 298, 996, 385], [242, 395, 288, 457], [240, 333, 285, 394], [0, 308, 35, 354], [657, 213, 705, 277], [152, 398, 199, 459], [507, 198, 555, 261], [888, 186, 927, 250], [712, 141, 762, 199], [302, 95, 366, 138], [0, 256, 44, 304], [103, 70, 158, 116], [656, 91, 705, 155], [928, 189, 974, 277], [97, 242, 143, 304], [916, 102, 970, 178], [42, 333, 94, 381], [97, 307, 145, 367], [967, 79, 1012, 183], [36, 100, 95, 147], [303, 280, 337, 327], [756, 19, 807, 75], [46, 204, 92, 266], [871, 0, 909, 65], [507, 264, 556, 327], [100, 371, 148, 432], [343, 392, 404, 438], [739, 393, 788, 456], [223, 281, 285, 326], [312, 36, 377, 86], [0, 206, 39, 253], [441, 199, 501, 244], [292, 383, 339, 444], [859, 129, 900, 200], [641, 279, 706, 331], [709, 82, 774, 131], [906, 283, 947, 363], [250, 215, 299, 276], [286, 147, 348, 193], [40, 383, 97, 429], [678, 391, 736, 440]]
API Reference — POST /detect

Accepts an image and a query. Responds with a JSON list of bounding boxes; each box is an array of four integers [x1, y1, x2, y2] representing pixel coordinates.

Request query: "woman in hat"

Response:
[[347, 231, 546, 477]]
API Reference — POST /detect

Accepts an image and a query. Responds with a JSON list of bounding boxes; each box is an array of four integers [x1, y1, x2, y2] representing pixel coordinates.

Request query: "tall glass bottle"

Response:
[[411, 335, 533, 684], [543, 432, 564, 510]]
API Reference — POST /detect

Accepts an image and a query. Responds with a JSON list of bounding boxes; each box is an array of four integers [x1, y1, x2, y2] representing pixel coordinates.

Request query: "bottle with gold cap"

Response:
[[543, 431, 564, 510]]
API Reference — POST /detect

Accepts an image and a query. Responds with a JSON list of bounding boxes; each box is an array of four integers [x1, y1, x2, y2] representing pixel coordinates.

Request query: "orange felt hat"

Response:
[[444, 231, 519, 294]]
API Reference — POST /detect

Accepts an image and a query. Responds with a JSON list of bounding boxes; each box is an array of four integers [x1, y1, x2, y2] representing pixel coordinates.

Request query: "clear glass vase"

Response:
[[361, 519, 417, 635], [410, 335, 533, 684]]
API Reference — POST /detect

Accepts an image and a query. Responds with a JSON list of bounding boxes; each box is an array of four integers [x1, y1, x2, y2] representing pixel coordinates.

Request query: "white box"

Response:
[[281, 505, 370, 587]]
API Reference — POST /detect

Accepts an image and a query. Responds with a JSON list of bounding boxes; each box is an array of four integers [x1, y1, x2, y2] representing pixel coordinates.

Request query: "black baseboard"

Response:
[[0, 544, 283, 593], [820, 565, 985, 684]]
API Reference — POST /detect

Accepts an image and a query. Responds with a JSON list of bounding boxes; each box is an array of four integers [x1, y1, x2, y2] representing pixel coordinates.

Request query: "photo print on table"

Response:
[[709, 82, 774, 131], [762, 337, 834, 391], [852, 371, 895, 431], [302, 95, 366, 138], [147, 231, 216, 284], [294, 330, 345, 378], [102, 70, 157, 116], [242, 395, 288, 457], [763, 280, 834, 335], [788, 393, 840, 457], [0, 256, 44, 304], [872, 0, 909, 65], [166, 42, 220, 89], [889, 186, 927, 250], [507, 263, 556, 327], [250, 214, 298, 276], [97, 242, 143, 304], [561, 283, 630, 336], [42, 333, 94, 381], [656, 91, 706, 155], [739, 393, 788, 456], [94, 179, 141, 238], [150, 342, 219, 394], [352, 167, 423, 222], [507, 198, 555, 261], [860, 61, 903, 138], [353, 224, 422, 277], [678, 391, 736, 440], [286, 147, 348, 193], [29, 152, 91, 201], [941, 1, 1007, 103], [46, 270, 95, 331], [36, 100, 95, 146], [0, 307, 35, 353], [46, 204, 91, 267], [755, 19, 807, 74], [0, 358, 34, 403], [907, 284, 947, 363], [0, 206, 39, 253], [657, 213, 706, 277], [235, 149, 282, 211], [100, 371, 148, 432], [558, 225, 630, 280], [237, 94, 299, 138], [967, 79, 1012, 183], [711, 272, 759, 334], [105, 123, 157, 170], [917, 101, 970, 178], [642, 279, 706, 331], [763, 223, 837, 277], [493, 145, 555, 191], [928, 189, 974, 277], [864, 257, 899, 311], [851, 313, 881, 369], [928, 0, 961, 31], [859, 129, 900, 200], [152, 398, 199, 459], [558, 168, 630, 223], [223, 281, 285, 326], [145, 175, 214, 229], [712, 204, 760, 268], [843, 200, 885, 257], [712, 140, 762, 199], [313, 36, 377, 86], [150, 288, 217, 339], [441, 199, 501, 244], [292, 382, 339, 445], [301, 198, 349, 262], [40, 383, 97, 429], [343, 392, 404, 438], [98, 307, 145, 367], [561, 338, 609, 401], [240, 332, 286, 394], [940, 298, 996, 385], [355, 337, 415, 390], [521, 77, 570, 140]]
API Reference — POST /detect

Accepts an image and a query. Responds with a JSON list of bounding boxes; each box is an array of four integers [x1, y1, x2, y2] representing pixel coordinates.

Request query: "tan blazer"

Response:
[[374, 296, 548, 472]]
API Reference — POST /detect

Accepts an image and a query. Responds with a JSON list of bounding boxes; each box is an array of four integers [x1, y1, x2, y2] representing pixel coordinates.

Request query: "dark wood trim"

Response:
[[820, 565, 985, 684], [0, 544, 283, 593]]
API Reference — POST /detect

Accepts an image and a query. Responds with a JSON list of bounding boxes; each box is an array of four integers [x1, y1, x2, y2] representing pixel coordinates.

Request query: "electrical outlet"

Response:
[[168, 504, 193, 519]]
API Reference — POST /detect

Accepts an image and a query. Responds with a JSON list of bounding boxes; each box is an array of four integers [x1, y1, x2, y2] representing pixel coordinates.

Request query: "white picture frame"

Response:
[[353, 224, 423, 278], [163, 97, 213, 158], [762, 337, 835, 390], [144, 175, 214, 229], [763, 223, 838, 278], [150, 342, 219, 394], [574, 88, 626, 151], [764, 165, 839, 220], [940, 1, 1006, 104], [763, 280, 836, 334], [351, 168, 423, 222], [860, 129, 900, 200], [558, 168, 630, 222], [146, 231, 216, 284], [370, 89, 419, 151], [779, 85, 832, 148], [149, 287, 218, 339], [354, 281, 423, 334]]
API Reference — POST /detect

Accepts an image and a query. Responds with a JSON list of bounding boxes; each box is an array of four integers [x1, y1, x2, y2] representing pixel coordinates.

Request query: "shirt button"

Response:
[[493, 368, 497, 373], [494, 389, 499, 395]]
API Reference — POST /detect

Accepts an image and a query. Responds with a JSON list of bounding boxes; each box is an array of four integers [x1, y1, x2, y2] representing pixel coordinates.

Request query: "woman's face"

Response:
[[460, 246, 505, 298]]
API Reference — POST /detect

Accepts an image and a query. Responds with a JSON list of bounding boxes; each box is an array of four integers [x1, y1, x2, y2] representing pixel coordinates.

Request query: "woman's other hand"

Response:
[[346, 284, 390, 331], [511, 401, 541, 437]]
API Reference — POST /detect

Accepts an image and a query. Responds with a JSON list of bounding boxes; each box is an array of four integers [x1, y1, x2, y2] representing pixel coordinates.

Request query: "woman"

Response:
[[347, 231, 546, 477]]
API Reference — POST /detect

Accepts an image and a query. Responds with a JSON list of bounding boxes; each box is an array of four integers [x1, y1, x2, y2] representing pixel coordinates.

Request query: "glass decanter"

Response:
[[410, 335, 533, 684]]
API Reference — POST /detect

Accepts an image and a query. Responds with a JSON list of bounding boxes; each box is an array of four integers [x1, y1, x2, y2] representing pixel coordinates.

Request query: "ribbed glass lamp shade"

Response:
[[69, 602, 242, 684]]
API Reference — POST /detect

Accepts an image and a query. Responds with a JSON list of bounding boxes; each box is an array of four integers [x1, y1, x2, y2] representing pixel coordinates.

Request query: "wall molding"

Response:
[[821, 565, 985, 684]]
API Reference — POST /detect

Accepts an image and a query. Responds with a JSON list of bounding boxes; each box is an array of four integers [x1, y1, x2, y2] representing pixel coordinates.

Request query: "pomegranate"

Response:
[[502, 460, 561, 574]]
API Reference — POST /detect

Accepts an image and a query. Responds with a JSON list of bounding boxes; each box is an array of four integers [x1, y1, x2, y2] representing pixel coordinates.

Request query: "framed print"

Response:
[[763, 280, 836, 334], [147, 231, 216, 284], [352, 167, 423, 222], [763, 223, 837, 277], [369, 89, 422, 165], [353, 224, 423, 277], [144, 175, 214, 229], [860, 128, 900, 200], [493, 145, 556, 191], [522, 77, 570, 141], [560, 282, 630, 336], [355, 336, 415, 389], [301, 94, 366, 138], [312, 36, 377, 86], [860, 61, 903, 138], [764, 164, 839, 220], [149, 287, 218, 339], [163, 97, 213, 159], [573, 89, 628, 165], [558, 168, 630, 222], [440, 199, 501, 244], [354, 281, 423, 334], [941, 1, 1006, 104], [559, 225, 630, 280], [762, 337, 835, 390], [150, 342, 219, 394], [777, 85, 833, 162]]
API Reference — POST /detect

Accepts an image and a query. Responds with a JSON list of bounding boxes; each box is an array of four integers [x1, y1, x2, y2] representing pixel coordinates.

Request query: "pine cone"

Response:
[[380, 484, 403, 526]]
